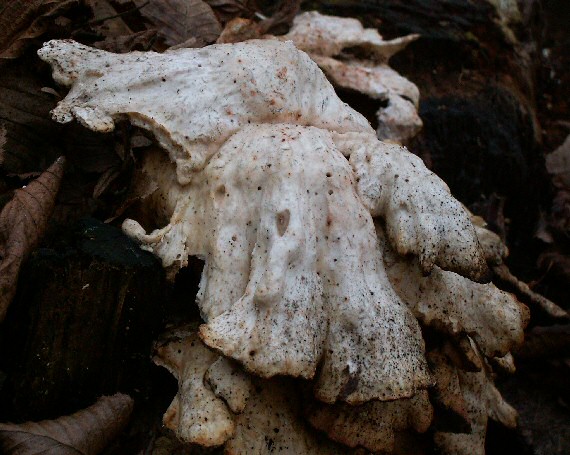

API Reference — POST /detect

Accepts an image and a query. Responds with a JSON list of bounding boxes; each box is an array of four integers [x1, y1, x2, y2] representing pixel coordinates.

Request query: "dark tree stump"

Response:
[[0, 218, 166, 421]]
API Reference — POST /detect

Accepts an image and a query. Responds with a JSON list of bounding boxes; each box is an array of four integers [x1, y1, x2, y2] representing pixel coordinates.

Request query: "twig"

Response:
[[493, 264, 568, 319]]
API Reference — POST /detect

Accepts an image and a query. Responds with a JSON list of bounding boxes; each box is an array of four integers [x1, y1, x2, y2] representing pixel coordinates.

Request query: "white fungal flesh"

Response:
[[39, 37, 528, 454], [205, 357, 251, 414], [379, 224, 529, 358], [194, 124, 431, 403], [306, 390, 433, 453], [281, 11, 422, 143], [226, 378, 347, 455], [282, 11, 418, 61], [311, 55, 420, 107], [125, 124, 433, 403], [38, 38, 372, 184], [346, 137, 489, 281], [152, 330, 235, 446], [433, 354, 518, 455], [154, 329, 348, 455]]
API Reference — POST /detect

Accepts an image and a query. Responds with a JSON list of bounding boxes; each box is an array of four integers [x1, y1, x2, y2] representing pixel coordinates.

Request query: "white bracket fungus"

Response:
[[153, 327, 347, 454], [39, 36, 527, 454], [38, 38, 370, 184], [280, 12, 423, 143]]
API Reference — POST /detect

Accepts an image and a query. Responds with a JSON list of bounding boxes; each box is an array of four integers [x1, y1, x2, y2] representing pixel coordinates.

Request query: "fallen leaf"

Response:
[[0, 393, 134, 455], [0, 60, 64, 176], [0, 156, 65, 322], [93, 166, 121, 198], [256, 0, 300, 35], [204, 0, 250, 24], [85, 0, 133, 38], [94, 29, 157, 52], [104, 146, 161, 223], [135, 0, 222, 49], [0, 0, 77, 59]]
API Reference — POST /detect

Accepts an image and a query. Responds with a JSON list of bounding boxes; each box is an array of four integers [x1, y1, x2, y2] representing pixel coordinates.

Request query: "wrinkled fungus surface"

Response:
[[40, 36, 528, 454], [38, 38, 370, 184], [153, 327, 347, 454]]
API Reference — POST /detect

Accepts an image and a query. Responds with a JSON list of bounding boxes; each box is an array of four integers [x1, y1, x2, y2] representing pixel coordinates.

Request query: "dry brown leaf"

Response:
[[213, 0, 299, 41], [86, 0, 133, 37], [94, 29, 157, 52], [0, 0, 77, 59], [0, 156, 65, 321], [135, 0, 222, 49], [256, 0, 300, 35], [204, 0, 250, 24], [0, 393, 134, 455], [0, 60, 64, 176], [216, 17, 261, 44], [93, 166, 121, 198]]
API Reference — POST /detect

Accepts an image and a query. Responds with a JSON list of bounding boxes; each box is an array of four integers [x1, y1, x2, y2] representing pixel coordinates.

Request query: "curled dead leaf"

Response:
[[256, 0, 300, 35], [0, 60, 65, 176], [135, 0, 222, 49], [215, 0, 301, 44], [85, 1, 157, 53], [204, 0, 250, 24], [0, 393, 133, 455], [94, 29, 157, 53], [216, 17, 261, 44], [0, 0, 77, 59], [85, 0, 133, 38], [0, 157, 65, 322]]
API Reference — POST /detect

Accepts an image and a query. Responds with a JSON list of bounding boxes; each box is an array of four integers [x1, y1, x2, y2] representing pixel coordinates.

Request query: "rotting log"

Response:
[[0, 218, 166, 421]]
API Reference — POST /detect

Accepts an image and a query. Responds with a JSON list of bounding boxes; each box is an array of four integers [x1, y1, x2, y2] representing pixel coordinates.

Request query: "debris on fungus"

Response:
[[40, 36, 528, 454]]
